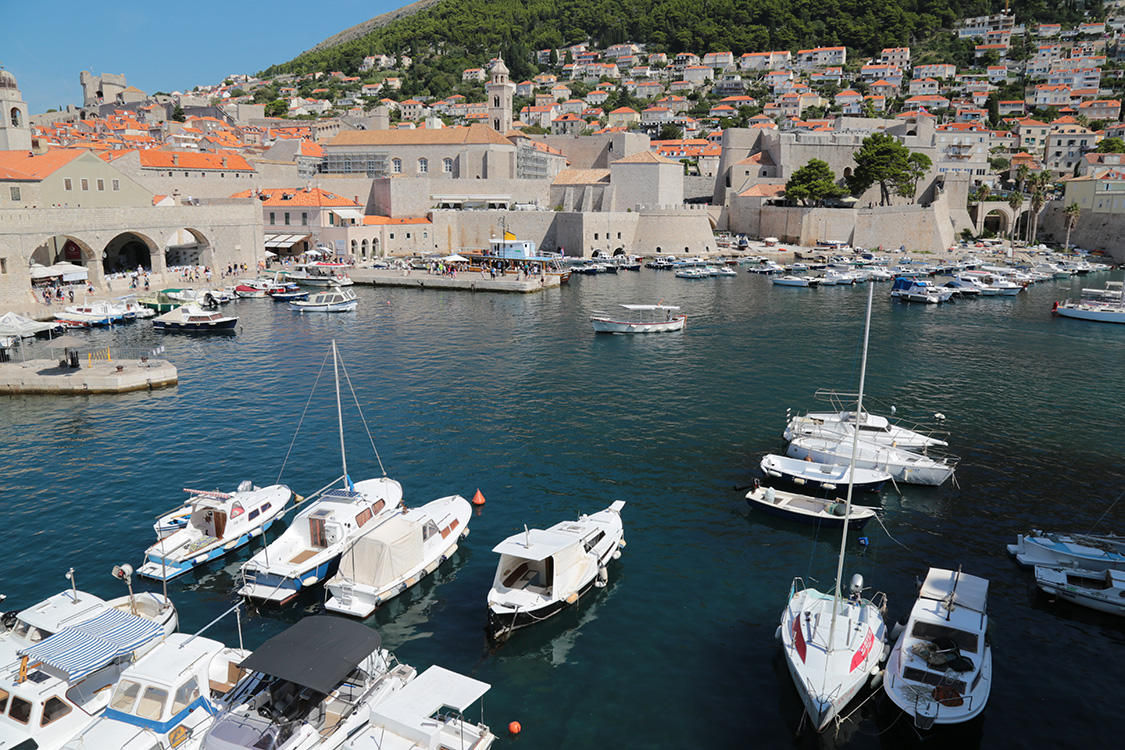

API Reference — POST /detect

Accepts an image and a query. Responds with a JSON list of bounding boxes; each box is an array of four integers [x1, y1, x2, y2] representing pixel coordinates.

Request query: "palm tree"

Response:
[[1029, 172, 1052, 246], [1063, 201, 1081, 252], [1008, 190, 1023, 250], [1016, 163, 1031, 194]]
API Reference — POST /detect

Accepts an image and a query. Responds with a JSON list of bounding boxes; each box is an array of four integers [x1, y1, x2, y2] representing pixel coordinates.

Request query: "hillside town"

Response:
[[4, 7, 1125, 306]]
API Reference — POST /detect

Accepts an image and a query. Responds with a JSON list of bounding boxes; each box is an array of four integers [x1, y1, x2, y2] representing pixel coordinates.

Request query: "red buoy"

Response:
[[471, 489, 486, 506], [508, 721, 521, 735]]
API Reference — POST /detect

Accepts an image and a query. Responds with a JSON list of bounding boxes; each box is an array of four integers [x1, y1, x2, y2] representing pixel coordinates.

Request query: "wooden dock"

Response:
[[0, 359, 178, 395], [349, 268, 561, 293]]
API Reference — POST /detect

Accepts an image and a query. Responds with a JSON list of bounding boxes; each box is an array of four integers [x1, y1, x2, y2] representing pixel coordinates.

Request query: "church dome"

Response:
[[491, 58, 509, 77], [0, 69, 18, 90]]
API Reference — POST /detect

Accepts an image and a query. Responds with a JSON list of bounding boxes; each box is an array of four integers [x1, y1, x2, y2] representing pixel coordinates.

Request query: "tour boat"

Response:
[[1034, 565, 1125, 617], [282, 262, 355, 287], [784, 405, 948, 450], [61, 632, 250, 750], [1007, 530, 1125, 571], [759, 453, 890, 493], [786, 435, 956, 486], [675, 267, 708, 279], [238, 342, 403, 604], [590, 304, 686, 334], [153, 304, 238, 332], [745, 483, 877, 529], [778, 284, 889, 733], [884, 568, 992, 731], [138, 483, 293, 581], [486, 500, 626, 642], [1052, 299, 1125, 324], [201, 618, 414, 750], [289, 288, 358, 312], [324, 494, 472, 618]]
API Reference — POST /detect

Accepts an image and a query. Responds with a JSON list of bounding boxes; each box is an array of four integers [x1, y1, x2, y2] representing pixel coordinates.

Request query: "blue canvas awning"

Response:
[[18, 608, 164, 681]]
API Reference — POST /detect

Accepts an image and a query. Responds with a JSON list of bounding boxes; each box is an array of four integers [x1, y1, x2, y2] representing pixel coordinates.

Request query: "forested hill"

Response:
[[262, 0, 1098, 83]]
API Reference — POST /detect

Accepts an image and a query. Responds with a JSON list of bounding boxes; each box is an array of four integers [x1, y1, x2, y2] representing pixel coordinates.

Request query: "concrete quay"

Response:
[[0, 358, 178, 395], [349, 268, 561, 293]]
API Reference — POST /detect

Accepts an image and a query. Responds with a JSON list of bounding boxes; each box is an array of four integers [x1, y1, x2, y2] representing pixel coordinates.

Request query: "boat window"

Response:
[[911, 621, 979, 653], [248, 509, 260, 521], [171, 678, 200, 714], [355, 508, 373, 527], [8, 695, 31, 724], [262, 503, 271, 512], [0, 687, 8, 713], [310, 516, 328, 548], [231, 502, 245, 519], [371, 500, 384, 515], [40, 696, 71, 726], [422, 521, 439, 541], [110, 680, 142, 712], [137, 686, 168, 720], [583, 531, 606, 553]]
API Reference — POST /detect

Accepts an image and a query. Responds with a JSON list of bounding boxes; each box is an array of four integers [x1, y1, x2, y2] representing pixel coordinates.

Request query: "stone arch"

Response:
[[31, 235, 98, 267], [161, 228, 213, 272], [372, 238, 380, 258], [10, 107, 21, 128], [981, 208, 1009, 237], [103, 231, 160, 275], [361, 238, 369, 259], [351, 239, 359, 259], [613, 248, 626, 256], [843, 167, 853, 179]]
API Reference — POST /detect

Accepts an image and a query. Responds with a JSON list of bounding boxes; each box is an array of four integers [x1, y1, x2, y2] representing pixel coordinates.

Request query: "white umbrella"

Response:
[[444, 254, 469, 262], [264, 250, 278, 258], [305, 249, 323, 257]]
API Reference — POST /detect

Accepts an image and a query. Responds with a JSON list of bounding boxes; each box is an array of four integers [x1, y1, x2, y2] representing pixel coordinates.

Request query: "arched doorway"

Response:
[[361, 239, 369, 259], [981, 209, 1009, 237], [31, 235, 95, 266], [351, 239, 359, 259], [372, 238, 380, 258], [161, 228, 212, 272], [103, 232, 157, 274]]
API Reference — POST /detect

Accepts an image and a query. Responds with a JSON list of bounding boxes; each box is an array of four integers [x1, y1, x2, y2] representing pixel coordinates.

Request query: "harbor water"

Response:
[[2, 268, 1123, 748]]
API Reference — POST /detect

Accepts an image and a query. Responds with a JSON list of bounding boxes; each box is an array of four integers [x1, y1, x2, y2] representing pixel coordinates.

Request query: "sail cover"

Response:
[[336, 516, 423, 590], [18, 608, 164, 681]]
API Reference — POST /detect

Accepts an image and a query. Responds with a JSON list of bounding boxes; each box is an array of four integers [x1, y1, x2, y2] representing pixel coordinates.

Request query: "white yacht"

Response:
[[784, 407, 948, 450], [487, 501, 626, 642], [884, 568, 992, 731], [1007, 530, 1125, 571], [786, 435, 956, 486]]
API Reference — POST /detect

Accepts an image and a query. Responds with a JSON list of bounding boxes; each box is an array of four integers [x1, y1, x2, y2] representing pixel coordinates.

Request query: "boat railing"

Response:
[[885, 667, 979, 716]]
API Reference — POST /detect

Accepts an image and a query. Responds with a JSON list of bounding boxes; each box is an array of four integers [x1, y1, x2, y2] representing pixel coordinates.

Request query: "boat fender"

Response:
[[301, 575, 319, 587], [869, 668, 884, 690], [822, 483, 836, 491], [596, 566, 609, 588], [566, 592, 579, 604], [774, 625, 783, 641], [618, 539, 627, 548], [831, 503, 848, 517], [890, 616, 907, 642], [793, 477, 806, 485], [612, 550, 622, 560]]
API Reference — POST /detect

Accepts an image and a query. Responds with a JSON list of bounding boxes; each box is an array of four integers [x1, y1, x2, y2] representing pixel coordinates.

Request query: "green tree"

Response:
[[986, 93, 1000, 128], [1016, 163, 1031, 194], [848, 132, 927, 206], [171, 105, 186, 122], [1094, 137, 1125, 153], [1029, 172, 1052, 245], [657, 123, 683, 140], [785, 159, 846, 206], [1063, 201, 1081, 251], [264, 100, 288, 118], [1007, 190, 1023, 246]]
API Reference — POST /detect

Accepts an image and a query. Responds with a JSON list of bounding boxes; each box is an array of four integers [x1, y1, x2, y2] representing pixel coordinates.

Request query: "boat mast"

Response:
[[827, 281, 874, 648], [332, 340, 351, 489]]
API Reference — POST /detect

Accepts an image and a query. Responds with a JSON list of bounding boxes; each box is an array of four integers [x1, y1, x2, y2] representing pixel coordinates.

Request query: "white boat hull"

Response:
[[1007, 531, 1125, 571], [591, 316, 685, 333], [786, 436, 955, 486], [1053, 301, 1125, 324], [1034, 565, 1125, 616]]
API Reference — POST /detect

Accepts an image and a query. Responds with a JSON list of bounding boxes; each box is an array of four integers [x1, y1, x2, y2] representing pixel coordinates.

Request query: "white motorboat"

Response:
[[61, 632, 250, 750], [1007, 530, 1125, 571], [771, 275, 818, 287], [787, 435, 956, 486], [746, 484, 877, 529], [716, 266, 738, 276], [153, 304, 238, 332], [784, 406, 948, 450], [1034, 565, 1125, 616], [890, 278, 951, 303], [884, 568, 992, 731], [138, 483, 293, 581], [201, 618, 415, 750], [232, 279, 271, 298], [290, 288, 358, 312], [1, 590, 177, 750], [487, 500, 626, 642], [115, 295, 156, 319], [63, 301, 126, 323], [282, 262, 355, 287], [822, 269, 857, 286], [325, 494, 472, 618], [675, 267, 708, 279], [239, 342, 403, 604], [1052, 298, 1125, 324], [590, 304, 686, 334], [760, 453, 890, 493], [54, 309, 114, 327], [747, 259, 785, 274], [346, 666, 495, 750], [778, 283, 889, 733]]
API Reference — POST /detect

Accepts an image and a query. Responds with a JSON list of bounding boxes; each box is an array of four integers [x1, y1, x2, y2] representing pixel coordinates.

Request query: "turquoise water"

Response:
[[2, 268, 1123, 748]]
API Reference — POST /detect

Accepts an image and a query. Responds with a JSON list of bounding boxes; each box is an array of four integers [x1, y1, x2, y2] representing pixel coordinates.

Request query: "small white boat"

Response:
[[745, 484, 877, 529], [760, 453, 890, 493], [153, 304, 238, 332], [115, 295, 155, 319], [884, 568, 992, 731], [63, 301, 126, 323], [716, 266, 738, 276], [675, 267, 708, 279], [1052, 299, 1125, 324], [590, 304, 686, 334], [1007, 530, 1125, 571], [747, 259, 785, 274], [784, 407, 948, 450], [290, 288, 358, 312], [325, 494, 472, 618], [138, 483, 293, 581], [61, 632, 250, 750], [771, 275, 818, 287], [787, 435, 956, 486], [1034, 565, 1125, 616], [891, 278, 951, 304], [487, 500, 626, 642], [232, 279, 271, 298]]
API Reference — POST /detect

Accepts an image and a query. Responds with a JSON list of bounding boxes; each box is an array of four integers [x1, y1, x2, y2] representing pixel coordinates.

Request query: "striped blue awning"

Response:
[[18, 608, 164, 681]]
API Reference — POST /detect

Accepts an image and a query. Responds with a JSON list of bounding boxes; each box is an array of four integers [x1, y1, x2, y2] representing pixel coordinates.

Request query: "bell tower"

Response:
[[0, 68, 32, 152], [487, 57, 515, 134]]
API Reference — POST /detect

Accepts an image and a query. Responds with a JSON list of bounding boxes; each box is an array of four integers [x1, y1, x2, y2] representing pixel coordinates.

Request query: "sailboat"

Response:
[[238, 341, 403, 604], [777, 282, 889, 733]]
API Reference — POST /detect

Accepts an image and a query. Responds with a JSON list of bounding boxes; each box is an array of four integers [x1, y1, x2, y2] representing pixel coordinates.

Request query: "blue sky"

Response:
[[4, 1, 403, 115]]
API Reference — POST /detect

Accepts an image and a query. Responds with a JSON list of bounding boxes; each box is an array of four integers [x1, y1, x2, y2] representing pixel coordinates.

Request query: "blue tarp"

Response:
[[18, 608, 164, 681]]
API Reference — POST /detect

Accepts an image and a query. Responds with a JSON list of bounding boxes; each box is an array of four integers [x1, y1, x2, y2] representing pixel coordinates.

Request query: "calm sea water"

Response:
[[2, 267, 1123, 749]]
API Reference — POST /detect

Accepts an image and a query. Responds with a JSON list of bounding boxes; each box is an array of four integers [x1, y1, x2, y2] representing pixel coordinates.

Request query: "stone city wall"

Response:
[[1038, 202, 1125, 261]]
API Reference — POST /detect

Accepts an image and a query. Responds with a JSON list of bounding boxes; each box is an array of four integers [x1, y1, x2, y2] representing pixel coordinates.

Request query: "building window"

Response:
[[270, 212, 275, 225], [284, 212, 290, 226], [389, 233, 395, 240], [112, 179, 119, 191], [392, 158, 402, 173], [64, 178, 73, 190], [0, 257, 7, 274], [418, 158, 428, 173], [80, 178, 89, 191], [443, 158, 453, 173], [97, 179, 104, 191], [302, 212, 308, 226], [10, 187, 20, 202], [594, 233, 599, 240]]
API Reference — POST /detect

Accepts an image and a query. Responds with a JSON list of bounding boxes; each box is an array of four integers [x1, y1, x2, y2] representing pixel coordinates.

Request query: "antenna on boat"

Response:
[[332, 340, 352, 490], [827, 281, 874, 652]]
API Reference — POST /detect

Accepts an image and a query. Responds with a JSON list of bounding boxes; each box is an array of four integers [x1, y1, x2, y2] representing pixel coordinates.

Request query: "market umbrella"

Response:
[[444, 254, 469, 262], [44, 335, 86, 349]]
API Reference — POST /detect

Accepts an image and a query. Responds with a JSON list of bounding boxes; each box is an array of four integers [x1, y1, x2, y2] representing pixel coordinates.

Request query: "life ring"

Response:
[[931, 685, 964, 707]]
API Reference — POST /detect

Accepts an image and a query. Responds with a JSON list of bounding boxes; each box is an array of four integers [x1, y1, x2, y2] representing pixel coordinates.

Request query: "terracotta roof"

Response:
[[613, 150, 675, 165], [0, 148, 86, 179], [739, 184, 786, 197], [363, 215, 432, 225], [328, 123, 511, 147], [139, 150, 254, 171], [229, 187, 358, 207]]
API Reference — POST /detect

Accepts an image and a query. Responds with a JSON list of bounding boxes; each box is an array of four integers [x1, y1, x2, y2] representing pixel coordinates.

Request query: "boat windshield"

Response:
[[911, 621, 978, 653]]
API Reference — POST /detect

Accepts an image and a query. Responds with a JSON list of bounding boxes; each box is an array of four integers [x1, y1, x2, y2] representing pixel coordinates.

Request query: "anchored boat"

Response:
[[590, 304, 685, 334]]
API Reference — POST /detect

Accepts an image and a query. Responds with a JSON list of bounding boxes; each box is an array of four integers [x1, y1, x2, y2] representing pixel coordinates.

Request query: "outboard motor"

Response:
[[203, 293, 218, 309], [238, 480, 253, 492], [849, 573, 865, 600]]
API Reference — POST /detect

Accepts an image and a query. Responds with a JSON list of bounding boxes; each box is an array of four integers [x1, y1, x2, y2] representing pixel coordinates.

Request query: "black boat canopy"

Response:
[[239, 617, 383, 694]]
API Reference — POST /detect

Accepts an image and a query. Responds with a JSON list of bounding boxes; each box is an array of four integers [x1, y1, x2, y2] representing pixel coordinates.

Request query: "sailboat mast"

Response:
[[828, 281, 875, 643], [332, 340, 349, 487]]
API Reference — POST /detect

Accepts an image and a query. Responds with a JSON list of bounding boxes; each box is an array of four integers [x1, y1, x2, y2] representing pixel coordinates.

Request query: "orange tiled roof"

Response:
[[139, 150, 254, 171], [362, 215, 432, 225], [229, 187, 358, 207], [0, 148, 86, 179]]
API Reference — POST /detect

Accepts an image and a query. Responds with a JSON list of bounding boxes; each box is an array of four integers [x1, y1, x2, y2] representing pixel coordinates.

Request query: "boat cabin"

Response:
[[491, 530, 592, 601]]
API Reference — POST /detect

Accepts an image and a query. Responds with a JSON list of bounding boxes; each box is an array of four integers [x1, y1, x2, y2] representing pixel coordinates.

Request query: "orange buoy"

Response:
[[508, 721, 521, 735], [471, 489, 486, 506]]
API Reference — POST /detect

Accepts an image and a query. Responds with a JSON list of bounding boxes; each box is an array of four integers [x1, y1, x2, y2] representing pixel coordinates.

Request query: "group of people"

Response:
[[38, 281, 95, 306]]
